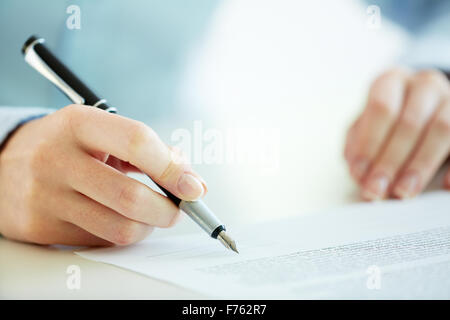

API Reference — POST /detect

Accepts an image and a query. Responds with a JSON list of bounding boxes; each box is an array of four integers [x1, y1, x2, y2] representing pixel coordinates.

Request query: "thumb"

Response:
[[157, 146, 207, 201], [66, 106, 207, 201]]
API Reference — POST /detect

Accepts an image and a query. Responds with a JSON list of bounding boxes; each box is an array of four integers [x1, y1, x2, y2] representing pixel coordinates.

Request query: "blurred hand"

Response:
[[0, 105, 207, 246], [345, 68, 450, 200]]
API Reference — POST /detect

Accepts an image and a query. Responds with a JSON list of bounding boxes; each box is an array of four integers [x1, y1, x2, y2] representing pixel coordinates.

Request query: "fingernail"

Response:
[[177, 173, 205, 200], [361, 174, 389, 201], [394, 173, 420, 199], [351, 158, 369, 181], [197, 175, 208, 195]]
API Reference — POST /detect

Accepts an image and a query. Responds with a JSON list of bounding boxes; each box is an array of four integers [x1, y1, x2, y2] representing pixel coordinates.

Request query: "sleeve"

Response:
[[0, 107, 54, 149]]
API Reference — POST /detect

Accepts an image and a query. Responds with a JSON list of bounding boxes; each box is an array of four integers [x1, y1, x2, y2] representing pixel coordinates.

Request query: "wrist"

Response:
[[0, 113, 47, 153]]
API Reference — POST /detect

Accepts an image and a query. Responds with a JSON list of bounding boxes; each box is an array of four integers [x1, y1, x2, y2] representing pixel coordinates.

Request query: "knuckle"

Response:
[[60, 104, 85, 121], [59, 104, 86, 135], [117, 184, 147, 217], [163, 210, 181, 228], [368, 97, 396, 119], [168, 145, 189, 166], [374, 67, 410, 85], [398, 113, 421, 133], [158, 157, 183, 182], [367, 68, 411, 120], [113, 220, 141, 245], [413, 70, 449, 89], [432, 114, 450, 137], [127, 121, 155, 155]]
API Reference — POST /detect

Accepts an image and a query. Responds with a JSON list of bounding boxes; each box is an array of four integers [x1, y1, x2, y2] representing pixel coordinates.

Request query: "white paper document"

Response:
[[76, 191, 450, 299]]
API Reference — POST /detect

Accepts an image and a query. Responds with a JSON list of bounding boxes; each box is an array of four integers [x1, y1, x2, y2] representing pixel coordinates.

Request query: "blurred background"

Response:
[[0, 0, 416, 235]]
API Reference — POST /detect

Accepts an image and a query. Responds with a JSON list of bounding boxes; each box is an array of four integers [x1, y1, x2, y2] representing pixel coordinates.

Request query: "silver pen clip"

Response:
[[23, 38, 85, 105]]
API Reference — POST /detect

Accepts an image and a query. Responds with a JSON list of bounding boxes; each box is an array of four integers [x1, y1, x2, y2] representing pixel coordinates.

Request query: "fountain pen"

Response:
[[21, 35, 238, 253]]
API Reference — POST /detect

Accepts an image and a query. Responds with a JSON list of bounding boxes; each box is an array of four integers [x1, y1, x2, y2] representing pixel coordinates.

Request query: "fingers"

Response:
[[347, 68, 411, 182], [105, 156, 140, 173], [39, 221, 113, 246], [68, 152, 181, 228], [392, 99, 450, 197], [61, 191, 154, 245], [63, 105, 206, 200], [344, 117, 360, 162], [361, 71, 448, 200]]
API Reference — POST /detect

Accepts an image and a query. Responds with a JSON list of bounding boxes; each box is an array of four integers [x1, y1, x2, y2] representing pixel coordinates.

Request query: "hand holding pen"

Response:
[[0, 36, 237, 252], [0, 104, 195, 245]]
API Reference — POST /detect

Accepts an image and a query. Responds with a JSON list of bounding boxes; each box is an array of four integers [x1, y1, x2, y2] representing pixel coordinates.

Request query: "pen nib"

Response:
[[217, 231, 239, 254]]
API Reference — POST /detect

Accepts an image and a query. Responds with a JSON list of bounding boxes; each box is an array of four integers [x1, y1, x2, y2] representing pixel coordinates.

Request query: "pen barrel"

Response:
[[179, 200, 225, 238], [159, 183, 225, 238], [157, 185, 182, 206], [22, 35, 109, 110]]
